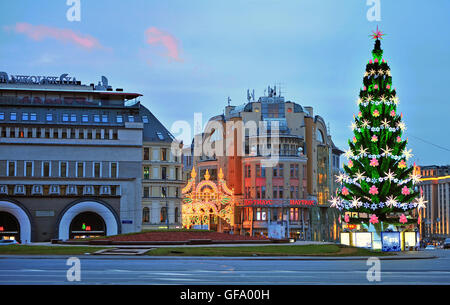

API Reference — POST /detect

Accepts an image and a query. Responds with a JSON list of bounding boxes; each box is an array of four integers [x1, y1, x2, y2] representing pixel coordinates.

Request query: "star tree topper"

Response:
[[370, 25, 385, 40]]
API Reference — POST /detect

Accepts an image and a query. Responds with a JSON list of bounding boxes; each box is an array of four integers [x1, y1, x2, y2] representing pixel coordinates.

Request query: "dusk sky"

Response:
[[1, 0, 448, 165]]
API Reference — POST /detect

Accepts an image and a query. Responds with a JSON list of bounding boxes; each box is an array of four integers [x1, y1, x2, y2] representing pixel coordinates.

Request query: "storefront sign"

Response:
[[241, 199, 316, 207], [344, 224, 358, 230], [0, 71, 77, 85]]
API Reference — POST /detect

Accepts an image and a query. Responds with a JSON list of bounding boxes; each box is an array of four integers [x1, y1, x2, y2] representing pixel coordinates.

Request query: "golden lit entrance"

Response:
[[182, 168, 235, 231]]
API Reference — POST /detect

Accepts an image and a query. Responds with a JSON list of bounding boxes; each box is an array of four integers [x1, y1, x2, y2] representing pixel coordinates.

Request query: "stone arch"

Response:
[[57, 200, 119, 240]]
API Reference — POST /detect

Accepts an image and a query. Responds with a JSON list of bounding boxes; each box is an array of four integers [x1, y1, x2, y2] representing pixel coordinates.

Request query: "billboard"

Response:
[[354, 232, 373, 248], [340, 232, 350, 246], [404, 232, 417, 248], [381, 232, 401, 252]]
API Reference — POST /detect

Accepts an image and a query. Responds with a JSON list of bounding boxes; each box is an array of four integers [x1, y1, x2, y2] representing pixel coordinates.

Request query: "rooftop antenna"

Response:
[[252, 89, 255, 101], [247, 89, 251, 102], [277, 82, 283, 97], [227, 96, 231, 106]]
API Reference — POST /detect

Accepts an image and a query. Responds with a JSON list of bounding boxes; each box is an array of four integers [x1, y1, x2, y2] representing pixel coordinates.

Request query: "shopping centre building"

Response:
[[0, 71, 148, 242], [417, 165, 450, 241], [184, 87, 343, 241]]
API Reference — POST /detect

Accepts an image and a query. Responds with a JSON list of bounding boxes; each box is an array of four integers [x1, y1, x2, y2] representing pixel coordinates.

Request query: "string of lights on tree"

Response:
[[329, 27, 427, 225]]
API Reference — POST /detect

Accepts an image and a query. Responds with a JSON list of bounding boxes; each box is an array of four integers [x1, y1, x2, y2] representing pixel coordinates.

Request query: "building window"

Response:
[[261, 186, 266, 198], [46, 113, 53, 121], [102, 115, 108, 123], [60, 162, 68, 177], [30, 113, 37, 121], [22, 113, 29, 121], [25, 161, 33, 177], [10, 112, 17, 121], [256, 208, 267, 221], [175, 207, 179, 223], [82, 115, 89, 122], [70, 114, 77, 122], [290, 208, 299, 221], [156, 132, 164, 140], [143, 187, 150, 198], [110, 162, 118, 178], [143, 147, 149, 160], [161, 187, 167, 197], [161, 167, 167, 180], [160, 207, 167, 223], [116, 115, 123, 123], [128, 115, 135, 122], [245, 165, 251, 178], [42, 161, 51, 177], [290, 164, 299, 178], [142, 116, 149, 123], [143, 167, 150, 179], [143, 207, 150, 223], [94, 115, 100, 123], [62, 114, 69, 122], [7, 161, 16, 177], [0, 113, 4, 120], [76, 162, 84, 178], [161, 148, 167, 161], [273, 186, 283, 199], [93, 162, 101, 178]]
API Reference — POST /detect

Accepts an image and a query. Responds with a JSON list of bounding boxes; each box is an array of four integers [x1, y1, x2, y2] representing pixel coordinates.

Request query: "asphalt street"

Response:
[[0, 250, 449, 285]]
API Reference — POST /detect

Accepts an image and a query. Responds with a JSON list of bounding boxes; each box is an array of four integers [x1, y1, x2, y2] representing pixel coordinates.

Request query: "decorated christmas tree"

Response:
[[330, 27, 427, 228]]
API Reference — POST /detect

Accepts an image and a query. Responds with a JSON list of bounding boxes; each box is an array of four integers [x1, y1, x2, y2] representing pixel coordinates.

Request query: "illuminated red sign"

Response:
[[0, 226, 3, 231], [241, 199, 316, 206]]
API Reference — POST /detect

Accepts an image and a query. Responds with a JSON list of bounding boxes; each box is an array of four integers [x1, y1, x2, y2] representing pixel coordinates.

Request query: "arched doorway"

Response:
[[0, 212, 20, 241], [69, 212, 106, 239], [58, 201, 119, 240], [0, 201, 32, 243]]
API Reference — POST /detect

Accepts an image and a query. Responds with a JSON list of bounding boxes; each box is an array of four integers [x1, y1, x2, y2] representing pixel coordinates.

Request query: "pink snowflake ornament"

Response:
[[344, 214, 350, 223], [399, 214, 408, 224], [341, 187, 349, 196], [369, 185, 379, 195], [369, 214, 379, 224], [401, 186, 410, 195], [370, 158, 379, 167]]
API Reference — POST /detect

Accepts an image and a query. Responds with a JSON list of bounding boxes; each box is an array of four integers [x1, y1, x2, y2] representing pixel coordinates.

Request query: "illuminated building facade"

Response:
[[187, 87, 343, 241], [0, 72, 144, 242], [417, 165, 450, 241]]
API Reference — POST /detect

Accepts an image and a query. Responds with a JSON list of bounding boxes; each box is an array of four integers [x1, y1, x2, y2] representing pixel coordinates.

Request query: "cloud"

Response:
[[4, 22, 104, 50], [145, 27, 183, 62]]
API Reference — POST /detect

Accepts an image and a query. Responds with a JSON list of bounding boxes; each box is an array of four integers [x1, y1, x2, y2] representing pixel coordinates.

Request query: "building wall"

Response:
[[141, 142, 184, 229], [0, 75, 144, 242], [188, 91, 343, 241], [418, 165, 450, 241]]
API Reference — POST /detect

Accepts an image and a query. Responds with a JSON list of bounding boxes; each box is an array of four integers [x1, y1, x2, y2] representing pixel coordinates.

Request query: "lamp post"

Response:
[[166, 200, 169, 230]]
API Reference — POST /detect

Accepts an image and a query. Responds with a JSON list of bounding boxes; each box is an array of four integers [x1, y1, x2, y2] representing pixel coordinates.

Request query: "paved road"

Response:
[[0, 250, 449, 285]]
